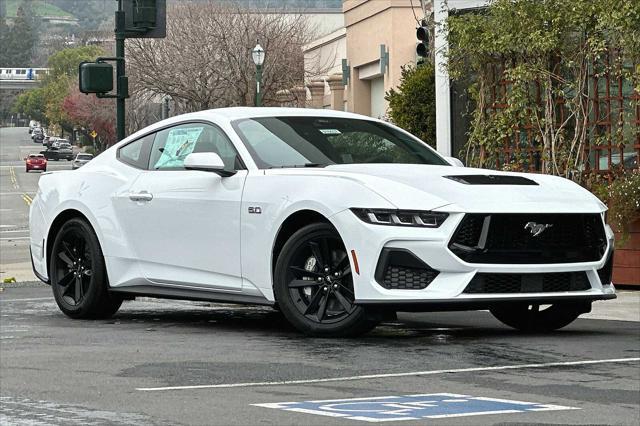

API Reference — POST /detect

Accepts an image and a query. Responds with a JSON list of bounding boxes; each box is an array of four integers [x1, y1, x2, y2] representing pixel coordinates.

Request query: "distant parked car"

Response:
[[51, 138, 70, 149], [41, 145, 73, 161], [72, 153, 93, 169], [31, 127, 44, 141], [25, 153, 47, 172], [29, 120, 38, 134]]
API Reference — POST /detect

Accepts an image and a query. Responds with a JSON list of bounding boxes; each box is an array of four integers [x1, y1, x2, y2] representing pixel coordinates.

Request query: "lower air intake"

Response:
[[375, 249, 439, 290], [464, 272, 591, 294]]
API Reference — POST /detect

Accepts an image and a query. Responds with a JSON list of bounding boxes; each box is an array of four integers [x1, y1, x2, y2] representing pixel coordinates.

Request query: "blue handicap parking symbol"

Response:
[[254, 393, 578, 422]]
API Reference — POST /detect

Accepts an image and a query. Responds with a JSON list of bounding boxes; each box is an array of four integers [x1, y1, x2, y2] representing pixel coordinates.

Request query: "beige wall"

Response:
[[301, 1, 428, 116], [344, 0, 425, 117]]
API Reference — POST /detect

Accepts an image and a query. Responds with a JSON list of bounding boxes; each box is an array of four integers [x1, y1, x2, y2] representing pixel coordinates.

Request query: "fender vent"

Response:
[[445, 175, 538, 185]]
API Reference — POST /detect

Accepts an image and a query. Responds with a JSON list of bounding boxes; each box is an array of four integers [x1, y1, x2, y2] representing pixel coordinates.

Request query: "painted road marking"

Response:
[[0, 297, 52, 302], [0, 236, 29, 241], [9, 166, 19, 189], [22, 193, 33, 206], [136, 357, 640, 391], [254, 393, 578, 422]]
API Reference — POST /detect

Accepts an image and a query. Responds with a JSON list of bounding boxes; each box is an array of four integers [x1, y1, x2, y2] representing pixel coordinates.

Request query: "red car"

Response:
[[25, 154, 47, 172]]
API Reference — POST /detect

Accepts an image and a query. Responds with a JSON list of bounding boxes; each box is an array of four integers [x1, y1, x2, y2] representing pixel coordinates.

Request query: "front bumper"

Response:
[[330, 209, 616, 306]]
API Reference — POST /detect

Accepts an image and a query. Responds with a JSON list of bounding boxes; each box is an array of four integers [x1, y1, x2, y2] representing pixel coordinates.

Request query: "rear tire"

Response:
[[274, 223, 378, 337], [50, 218, 122, 319], [490, 302, 589, 332]]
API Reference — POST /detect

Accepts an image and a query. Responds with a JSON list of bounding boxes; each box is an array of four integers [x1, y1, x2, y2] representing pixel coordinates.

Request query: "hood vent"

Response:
[[444, 175, 538, 185]]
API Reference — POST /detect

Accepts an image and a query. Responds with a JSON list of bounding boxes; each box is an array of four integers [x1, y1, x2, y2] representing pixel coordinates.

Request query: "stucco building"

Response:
[[303, 0, 426, 118], [300, 0, 486, 156]]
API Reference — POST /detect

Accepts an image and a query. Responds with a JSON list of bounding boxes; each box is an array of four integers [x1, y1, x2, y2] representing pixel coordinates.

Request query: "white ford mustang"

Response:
[[29, 108, 616, 336]]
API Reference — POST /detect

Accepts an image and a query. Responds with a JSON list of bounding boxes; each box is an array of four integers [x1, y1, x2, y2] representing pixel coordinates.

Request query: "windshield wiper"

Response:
[[269, 163, 329, 169]]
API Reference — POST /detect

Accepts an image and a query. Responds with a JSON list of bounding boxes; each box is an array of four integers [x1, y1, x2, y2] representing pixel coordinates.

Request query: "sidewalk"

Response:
[[583, 290, 640, 322], [0, 261, 37, 283]]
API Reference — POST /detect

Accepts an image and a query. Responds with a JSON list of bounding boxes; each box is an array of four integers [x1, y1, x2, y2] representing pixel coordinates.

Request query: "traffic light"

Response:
[[416, 20, 429, 59], [123, 0, 166, 38]]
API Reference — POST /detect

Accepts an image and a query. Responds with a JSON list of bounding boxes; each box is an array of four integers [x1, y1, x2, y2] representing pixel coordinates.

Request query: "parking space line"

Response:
[[136, 357, 640, 391]]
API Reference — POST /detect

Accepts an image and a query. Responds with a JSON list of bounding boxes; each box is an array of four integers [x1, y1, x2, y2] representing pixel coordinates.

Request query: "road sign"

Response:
[[255, 393, 578, 422], [90, 130, 97, 138]]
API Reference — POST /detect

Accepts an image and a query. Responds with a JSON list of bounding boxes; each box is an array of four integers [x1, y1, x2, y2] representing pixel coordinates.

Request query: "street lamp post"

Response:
[[252, 42, 265, 107]]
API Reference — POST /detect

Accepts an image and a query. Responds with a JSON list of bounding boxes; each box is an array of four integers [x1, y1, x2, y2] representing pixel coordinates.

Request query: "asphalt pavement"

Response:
[[1, 126, 639, 425], [1, 283, 638, 425], [0, 127, 76, 282]]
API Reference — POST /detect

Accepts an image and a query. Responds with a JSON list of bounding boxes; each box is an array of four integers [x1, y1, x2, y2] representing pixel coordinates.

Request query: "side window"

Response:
[[117, 133, 154, 169], [148, 122, 241, 171]]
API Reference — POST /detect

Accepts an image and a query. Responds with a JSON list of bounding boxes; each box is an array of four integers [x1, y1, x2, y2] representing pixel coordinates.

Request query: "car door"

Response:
[[119, 122, 246, 290]]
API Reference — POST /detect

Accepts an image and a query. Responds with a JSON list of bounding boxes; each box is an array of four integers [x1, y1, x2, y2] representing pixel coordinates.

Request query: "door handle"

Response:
[[129, 191, 153, 202]]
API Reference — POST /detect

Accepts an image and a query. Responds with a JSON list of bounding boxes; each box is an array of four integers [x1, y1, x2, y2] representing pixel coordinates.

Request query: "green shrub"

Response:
[[385, 64, 436, 147], [606, 169, 640, 246]]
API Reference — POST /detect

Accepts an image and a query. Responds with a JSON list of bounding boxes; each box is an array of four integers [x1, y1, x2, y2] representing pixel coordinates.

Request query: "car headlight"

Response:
[[350, 208, 448, 227]]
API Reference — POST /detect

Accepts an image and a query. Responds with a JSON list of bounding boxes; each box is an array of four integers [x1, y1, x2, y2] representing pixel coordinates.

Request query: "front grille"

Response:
[[449, 213, 607, 264], [464, 272, 591, 294], [597, 252, 614, 285], [375, 248, 439, 290]]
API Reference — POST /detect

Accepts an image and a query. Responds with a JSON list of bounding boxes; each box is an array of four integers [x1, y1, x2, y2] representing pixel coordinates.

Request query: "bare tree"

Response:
[[127, 1, 323, 113]]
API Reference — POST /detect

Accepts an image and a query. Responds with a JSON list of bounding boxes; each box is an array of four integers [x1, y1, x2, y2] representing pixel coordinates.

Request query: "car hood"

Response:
[[267, 164, 606, 213]]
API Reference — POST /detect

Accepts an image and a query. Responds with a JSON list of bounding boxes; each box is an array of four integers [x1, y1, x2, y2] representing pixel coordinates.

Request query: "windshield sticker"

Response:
[[319, 129, 341, 135]]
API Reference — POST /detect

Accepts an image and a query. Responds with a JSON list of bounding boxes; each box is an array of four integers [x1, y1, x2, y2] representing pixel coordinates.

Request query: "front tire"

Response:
[[490, 302, 589, 332], [50, 218, 122, 319], [274, 223, 378, 337]]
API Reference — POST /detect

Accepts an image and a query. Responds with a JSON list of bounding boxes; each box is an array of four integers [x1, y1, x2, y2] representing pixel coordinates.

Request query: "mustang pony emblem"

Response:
[[524, 221, 553, 237]]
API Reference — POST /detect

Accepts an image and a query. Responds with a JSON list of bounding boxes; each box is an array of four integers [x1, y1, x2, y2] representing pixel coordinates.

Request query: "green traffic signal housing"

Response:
[[132, 0, 157, 29], [124, 0, 166, 38], [79, 62, 114, 94], [416, 22, 429, 58]]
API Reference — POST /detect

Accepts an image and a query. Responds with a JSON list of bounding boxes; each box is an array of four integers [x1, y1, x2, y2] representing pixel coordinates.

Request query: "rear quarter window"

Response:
[[117, 133, 155, 169]]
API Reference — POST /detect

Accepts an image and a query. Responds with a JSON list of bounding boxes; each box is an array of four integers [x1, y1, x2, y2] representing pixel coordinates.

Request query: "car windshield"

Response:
[[77, 154, 92, 160], [232, 116, 448, 169]]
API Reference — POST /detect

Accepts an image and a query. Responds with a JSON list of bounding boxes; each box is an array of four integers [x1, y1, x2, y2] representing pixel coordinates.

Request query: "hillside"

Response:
[[5, 0, 74, 18]]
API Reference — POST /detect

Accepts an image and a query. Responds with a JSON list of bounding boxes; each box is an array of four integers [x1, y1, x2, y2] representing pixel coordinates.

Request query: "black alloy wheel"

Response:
[[50, 218, 122, 319], [274, 223, 378, 336]]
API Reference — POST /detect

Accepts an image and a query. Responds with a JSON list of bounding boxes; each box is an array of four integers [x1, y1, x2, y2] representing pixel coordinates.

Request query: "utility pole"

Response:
[[79, 0, 166, 143], [115, 0, 127, 142]]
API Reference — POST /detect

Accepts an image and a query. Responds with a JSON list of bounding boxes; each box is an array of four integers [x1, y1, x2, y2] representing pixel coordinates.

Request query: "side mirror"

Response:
[[445, 156, 464, 167], [184, 152, 235, 177]]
